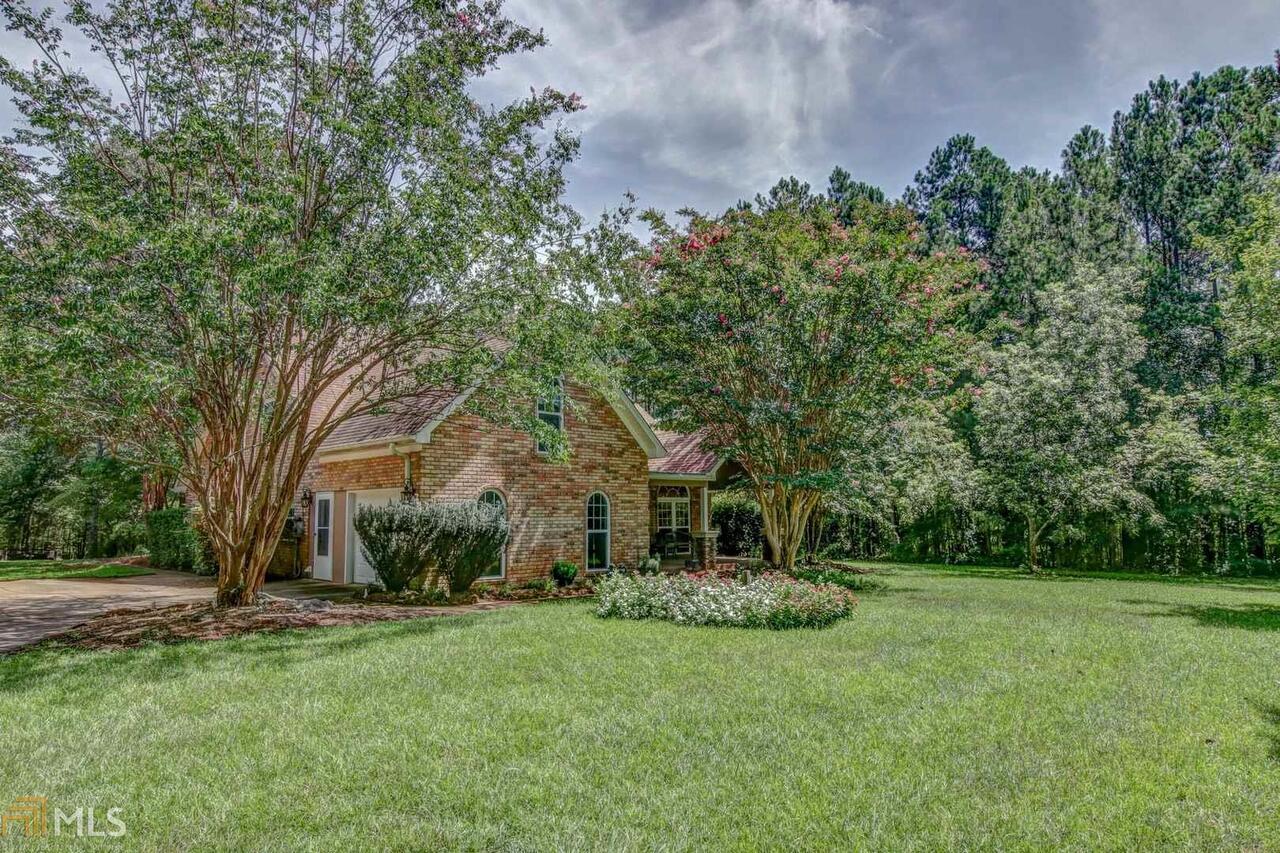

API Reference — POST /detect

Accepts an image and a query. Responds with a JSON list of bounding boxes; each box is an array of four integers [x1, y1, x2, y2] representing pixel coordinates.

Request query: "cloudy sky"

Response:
[[472, 0, 1279, 219], [0, 0, 1275, 224]]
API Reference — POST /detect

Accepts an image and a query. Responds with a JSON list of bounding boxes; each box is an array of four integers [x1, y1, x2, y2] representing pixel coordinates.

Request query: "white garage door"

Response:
[[349, 489, 402, 585]]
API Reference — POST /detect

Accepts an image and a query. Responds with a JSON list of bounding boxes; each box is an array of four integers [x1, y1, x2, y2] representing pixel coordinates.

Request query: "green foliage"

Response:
[[828, 166, 887, 219], [904, 134, 1012, 255], [0, 0, 622, 604], [1110, 63, 1280, 392], [423, 501, 510, 597], [1207, 180, 1280, 542], [0, 430, 146, 559], [616, 180, 977, 569], [353, 502, 438, 593], [353, 500, 508, 595], [145, 509, 213, 575], [551, 559, 579, 587], [711, 493, 763, 557], [792, 565, 887, 592], [974, 265, 1154, 568]]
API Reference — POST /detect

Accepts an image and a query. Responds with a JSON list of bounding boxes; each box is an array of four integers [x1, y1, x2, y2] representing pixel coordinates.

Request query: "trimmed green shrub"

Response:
[[551, 559, 579, 587], [353, 501, 438, 592], [712, 493, 763, 557], [145, 508, 215, 574], [425, 500, 509, 596], [353, 500, 509, 595], [793, 565, 886, 592]]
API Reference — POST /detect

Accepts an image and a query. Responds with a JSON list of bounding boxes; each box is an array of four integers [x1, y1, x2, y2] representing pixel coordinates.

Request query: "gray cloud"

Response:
[[476, 0, 1278, 220], [1, 0, 1276, 226]]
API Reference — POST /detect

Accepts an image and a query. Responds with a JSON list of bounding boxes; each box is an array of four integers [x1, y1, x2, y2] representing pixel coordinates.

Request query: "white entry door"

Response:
[[349, 489, 402, 584], [312, 492, 334, 581]]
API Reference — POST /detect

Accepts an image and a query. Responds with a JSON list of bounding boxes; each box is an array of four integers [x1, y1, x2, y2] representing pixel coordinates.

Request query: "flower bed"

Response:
[[595, 571, 856, 629]]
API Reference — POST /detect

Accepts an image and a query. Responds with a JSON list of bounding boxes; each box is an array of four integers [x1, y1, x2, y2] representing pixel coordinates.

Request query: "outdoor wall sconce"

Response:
[[300, 487, 313, 509]]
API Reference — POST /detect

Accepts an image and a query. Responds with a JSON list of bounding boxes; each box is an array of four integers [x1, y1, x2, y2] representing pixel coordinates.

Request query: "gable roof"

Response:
[[317, 383, 667, 459], [321, 388, 460, 450]]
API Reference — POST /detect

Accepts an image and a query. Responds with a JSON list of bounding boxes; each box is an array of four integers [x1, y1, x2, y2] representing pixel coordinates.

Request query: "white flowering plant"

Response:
[[595, 571, 855, 629]]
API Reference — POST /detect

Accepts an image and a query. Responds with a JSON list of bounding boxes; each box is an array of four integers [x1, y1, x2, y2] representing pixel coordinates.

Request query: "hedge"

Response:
[[144, 508, 215, 575], [711, 493, 763, 557]]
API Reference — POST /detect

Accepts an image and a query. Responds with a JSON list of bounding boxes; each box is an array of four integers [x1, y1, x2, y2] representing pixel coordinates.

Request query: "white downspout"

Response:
[[390, 443, 413, 496]]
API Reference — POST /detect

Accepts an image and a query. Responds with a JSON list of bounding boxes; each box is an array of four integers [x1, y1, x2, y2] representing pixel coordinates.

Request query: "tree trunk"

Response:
[[141, 468, 174, 513], [1027, 514, 1051, 573], [211, 518, 279, 607], [757, 486, 820, 573], [193, 431, 301, 608]]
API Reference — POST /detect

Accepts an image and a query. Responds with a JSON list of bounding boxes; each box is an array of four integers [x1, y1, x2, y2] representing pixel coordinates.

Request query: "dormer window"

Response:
[[536, 378, 564, 454]]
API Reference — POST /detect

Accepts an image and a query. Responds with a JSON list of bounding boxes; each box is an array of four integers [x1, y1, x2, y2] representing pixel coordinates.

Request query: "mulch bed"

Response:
[[362, 586, 597, 606], [33, 597, 518, 652]]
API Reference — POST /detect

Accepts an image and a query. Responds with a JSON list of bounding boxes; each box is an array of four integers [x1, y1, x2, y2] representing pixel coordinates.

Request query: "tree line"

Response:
[[0, 0, 1274, 602], [620, 57, 1280, 573]]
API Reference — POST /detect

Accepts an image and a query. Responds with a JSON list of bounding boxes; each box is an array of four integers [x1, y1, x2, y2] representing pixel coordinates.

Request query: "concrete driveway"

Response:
[[0, 570, 214, 653], [0, 571, 366, 653]]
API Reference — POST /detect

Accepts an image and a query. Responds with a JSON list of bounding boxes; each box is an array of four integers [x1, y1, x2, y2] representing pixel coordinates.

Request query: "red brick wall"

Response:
[[304, 382, 650, 583]]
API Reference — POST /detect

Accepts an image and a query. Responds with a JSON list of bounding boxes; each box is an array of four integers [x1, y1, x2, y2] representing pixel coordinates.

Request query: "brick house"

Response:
[[299, 379, 722, 585]]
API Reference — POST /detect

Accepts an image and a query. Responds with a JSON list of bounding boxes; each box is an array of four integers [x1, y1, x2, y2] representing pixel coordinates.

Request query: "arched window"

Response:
[[585, 491, 610, 571], [479, 489, 507, 579]]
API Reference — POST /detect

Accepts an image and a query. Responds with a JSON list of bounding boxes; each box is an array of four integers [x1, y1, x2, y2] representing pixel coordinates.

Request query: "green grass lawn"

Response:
[[0, 559, 152, 582], [2, 565, 1279, 850]]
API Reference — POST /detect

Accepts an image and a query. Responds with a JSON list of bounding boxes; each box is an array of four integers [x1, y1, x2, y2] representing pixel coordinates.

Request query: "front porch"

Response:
[[648, 479, 718, 570]]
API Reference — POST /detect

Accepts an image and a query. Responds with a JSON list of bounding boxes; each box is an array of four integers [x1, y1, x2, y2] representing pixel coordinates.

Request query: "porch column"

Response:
[[693, 527, 718, 571], [692, 484, 717, 570]]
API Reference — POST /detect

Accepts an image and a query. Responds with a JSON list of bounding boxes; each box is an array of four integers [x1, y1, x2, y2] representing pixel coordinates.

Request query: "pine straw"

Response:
[[33, 597, 515, 652]]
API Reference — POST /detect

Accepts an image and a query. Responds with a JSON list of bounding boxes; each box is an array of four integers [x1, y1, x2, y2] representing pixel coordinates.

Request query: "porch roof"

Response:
[[647, 428, 720, 478]]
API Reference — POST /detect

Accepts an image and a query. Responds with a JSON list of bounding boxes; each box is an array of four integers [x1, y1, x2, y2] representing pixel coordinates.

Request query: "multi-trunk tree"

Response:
[[614, 182, 976, 571], [0, 0, 613, 604]]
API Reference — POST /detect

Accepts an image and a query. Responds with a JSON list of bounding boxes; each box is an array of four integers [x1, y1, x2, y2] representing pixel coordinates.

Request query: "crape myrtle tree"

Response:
[[614, 181, 977, 571], [0, 0, 618, 605], [974, 265, 1154, 570]]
